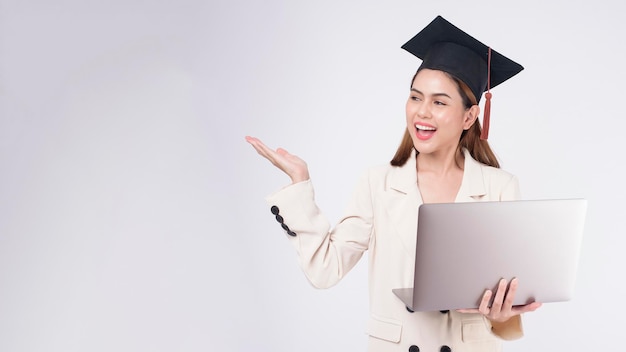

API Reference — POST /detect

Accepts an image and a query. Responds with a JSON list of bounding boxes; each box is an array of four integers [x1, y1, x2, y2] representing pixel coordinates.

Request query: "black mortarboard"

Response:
[[401, 16, 523, 139]]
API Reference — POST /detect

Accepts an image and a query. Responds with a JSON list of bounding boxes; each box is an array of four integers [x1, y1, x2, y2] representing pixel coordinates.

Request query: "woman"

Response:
[[246, 16, 541, 352]]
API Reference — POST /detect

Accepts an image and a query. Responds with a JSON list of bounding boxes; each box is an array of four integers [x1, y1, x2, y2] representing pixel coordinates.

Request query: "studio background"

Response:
[[0, 1, 622, 351]]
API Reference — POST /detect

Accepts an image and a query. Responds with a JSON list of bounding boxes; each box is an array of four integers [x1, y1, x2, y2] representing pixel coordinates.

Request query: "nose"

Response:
[[417, 100, 431, 119]]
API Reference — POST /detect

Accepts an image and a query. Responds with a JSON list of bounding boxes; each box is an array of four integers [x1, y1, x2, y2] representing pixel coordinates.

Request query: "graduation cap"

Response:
[[401, 16, 523, 139]]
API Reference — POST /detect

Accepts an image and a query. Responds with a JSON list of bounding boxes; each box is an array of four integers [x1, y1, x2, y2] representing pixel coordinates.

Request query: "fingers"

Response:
[[246, 136, 278, 159], [245, 136, 310, 183], [512, 301, 542, 314], [246, 136, 287, 165], [501, 278, 518, 312], [457, 291, 489, 314], [456, 308, 480, 314], [487, 279, 507, 315], [245, 135, 266, 156], [478, 289, 493, 316], [490, 278, 543, 323], [458, 278, 542, 321]]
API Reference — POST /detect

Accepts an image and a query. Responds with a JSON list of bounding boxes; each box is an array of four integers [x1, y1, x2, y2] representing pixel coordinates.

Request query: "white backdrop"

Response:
[[0, 1, 623, 351]]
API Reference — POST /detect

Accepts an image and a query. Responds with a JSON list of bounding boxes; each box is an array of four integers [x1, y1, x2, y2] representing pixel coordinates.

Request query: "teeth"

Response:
[[415, 124, 436, 131]]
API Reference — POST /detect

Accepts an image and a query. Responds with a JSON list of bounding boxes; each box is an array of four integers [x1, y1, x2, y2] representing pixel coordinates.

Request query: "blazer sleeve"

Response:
[[265, 171, 374, 289]]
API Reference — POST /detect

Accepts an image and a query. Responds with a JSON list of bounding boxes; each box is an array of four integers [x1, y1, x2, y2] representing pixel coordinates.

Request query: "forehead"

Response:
[[411, 69, 459, 93]]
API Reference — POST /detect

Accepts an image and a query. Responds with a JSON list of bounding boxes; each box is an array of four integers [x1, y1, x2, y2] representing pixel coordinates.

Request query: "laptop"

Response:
[[392, 198, 587, 312]]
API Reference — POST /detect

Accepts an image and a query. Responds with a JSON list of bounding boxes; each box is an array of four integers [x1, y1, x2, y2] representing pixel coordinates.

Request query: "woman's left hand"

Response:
[[457, 278, 542, 323]]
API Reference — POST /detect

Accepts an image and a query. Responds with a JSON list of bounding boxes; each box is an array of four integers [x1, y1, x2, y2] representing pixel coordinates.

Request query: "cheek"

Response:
[[405, 100, 414, 118]]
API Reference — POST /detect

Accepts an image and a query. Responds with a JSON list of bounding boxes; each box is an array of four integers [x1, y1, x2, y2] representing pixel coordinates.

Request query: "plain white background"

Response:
[[0, 1, 623, 351]]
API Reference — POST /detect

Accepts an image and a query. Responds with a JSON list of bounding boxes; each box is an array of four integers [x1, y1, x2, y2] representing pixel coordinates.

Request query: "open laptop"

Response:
[[392, 199, 587, 312]]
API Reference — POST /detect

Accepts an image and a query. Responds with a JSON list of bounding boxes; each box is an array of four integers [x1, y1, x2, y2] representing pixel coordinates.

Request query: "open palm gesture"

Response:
[[245, 136, 310, 184]]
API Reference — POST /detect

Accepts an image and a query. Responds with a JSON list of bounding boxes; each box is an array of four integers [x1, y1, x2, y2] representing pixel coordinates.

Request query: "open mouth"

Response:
[[415, 124, 436, 132], [415, 123, 436, 139]]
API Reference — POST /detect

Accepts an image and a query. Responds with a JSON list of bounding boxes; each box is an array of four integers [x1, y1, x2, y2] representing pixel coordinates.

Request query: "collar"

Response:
[[388, 148, 487, 199]]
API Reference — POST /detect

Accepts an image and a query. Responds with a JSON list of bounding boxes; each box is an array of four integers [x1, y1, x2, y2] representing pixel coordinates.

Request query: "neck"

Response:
[[416, 147, 464, 174]]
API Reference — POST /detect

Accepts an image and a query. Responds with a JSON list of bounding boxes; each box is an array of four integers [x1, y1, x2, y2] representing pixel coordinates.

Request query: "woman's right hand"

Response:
[[245, 136, 310, 184]]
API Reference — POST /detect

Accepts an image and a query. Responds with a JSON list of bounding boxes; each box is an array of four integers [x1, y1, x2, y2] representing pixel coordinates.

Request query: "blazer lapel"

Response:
[[455, 149, 487, 202], [381, 149, 487, 257], [382, 151, 421, 258]]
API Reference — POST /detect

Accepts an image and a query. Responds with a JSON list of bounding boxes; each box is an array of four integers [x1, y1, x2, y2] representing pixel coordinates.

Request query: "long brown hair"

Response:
[[390, 69, 500, 168]]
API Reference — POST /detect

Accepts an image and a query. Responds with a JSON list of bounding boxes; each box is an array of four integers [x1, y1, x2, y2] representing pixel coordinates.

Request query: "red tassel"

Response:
[[480, 92, 491, 140], [480, 47, 493, 141]]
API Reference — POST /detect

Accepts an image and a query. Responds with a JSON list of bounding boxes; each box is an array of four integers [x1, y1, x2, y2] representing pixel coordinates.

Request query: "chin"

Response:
[[412, 143, 435, 155]]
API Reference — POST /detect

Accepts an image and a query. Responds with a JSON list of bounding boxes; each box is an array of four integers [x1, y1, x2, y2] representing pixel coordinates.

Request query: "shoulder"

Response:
[[464, 149, 516, 182], [355, 163, 394, 189], [481, 162, 516, 182], [364, 157, 416, 183], [463, 149, 520, 200], [481, 163, 519, 196], [351, 158, 416, 196]]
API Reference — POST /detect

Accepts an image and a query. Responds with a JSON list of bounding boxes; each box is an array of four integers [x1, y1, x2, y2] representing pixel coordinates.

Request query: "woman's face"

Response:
[[405, 69, 477, 156]]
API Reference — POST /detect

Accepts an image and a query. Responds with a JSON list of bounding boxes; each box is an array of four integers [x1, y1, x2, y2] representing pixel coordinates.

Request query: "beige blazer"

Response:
[[266, 149, 522, 352]]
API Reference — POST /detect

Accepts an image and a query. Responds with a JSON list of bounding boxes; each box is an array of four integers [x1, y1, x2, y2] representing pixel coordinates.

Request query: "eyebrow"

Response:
[[410, 88, 452, 99]]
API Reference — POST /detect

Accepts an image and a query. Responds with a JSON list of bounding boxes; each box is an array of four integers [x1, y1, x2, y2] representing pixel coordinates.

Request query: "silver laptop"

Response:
[[392, 199, 587, 312]]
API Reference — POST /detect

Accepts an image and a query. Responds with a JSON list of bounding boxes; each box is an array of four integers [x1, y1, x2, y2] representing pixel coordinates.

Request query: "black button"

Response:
[[270, 206, 279, 215], [275, 215, 284, 223], [287, 230, 297, 237], [440, 310, 449, 314], [281, 223, 290, 231], [406, 306, 414, 313], [409, 345, 420, 352], [440, 345, 451, 352]]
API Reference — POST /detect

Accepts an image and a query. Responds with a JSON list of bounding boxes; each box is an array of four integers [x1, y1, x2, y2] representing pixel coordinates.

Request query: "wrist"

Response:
[[490, 315, 523, 340]]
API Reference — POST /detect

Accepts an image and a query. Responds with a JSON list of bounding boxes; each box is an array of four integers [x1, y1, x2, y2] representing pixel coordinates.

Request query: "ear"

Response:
[[463, 105, 480, 130]]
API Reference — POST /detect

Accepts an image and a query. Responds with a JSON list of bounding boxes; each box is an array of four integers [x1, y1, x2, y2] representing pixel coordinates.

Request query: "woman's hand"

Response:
[[457, 278, 542, 323], [245, 136, 310, 184]]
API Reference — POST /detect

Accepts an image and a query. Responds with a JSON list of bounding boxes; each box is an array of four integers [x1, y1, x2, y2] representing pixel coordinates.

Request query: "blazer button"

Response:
[[287, 230, 297, 237], [275, 214, 284, 223], [440, 310, 449, 314], [270, 206, 279, 215], [440, 345, 451, 352], [406, 306, 414, 313], [281, 223, 290, 231], [408, 345, 420, 352]]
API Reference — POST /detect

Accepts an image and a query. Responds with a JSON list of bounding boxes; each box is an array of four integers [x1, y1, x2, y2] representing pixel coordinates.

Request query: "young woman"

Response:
[[246, 16, 541, 352]]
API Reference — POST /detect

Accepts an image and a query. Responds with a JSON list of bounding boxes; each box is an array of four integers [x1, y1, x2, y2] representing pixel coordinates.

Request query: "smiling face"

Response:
[[405, 69, 479, 157]]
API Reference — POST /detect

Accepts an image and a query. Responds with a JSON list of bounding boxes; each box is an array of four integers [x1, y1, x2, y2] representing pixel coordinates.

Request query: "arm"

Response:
[[246, 136, 373, 288], [266, 172, 373, 288]]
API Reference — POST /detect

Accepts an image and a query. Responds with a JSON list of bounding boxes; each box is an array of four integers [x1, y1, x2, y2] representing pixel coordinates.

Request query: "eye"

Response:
[[434, 100, 446, 106], [410, 95, 422, 102]]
